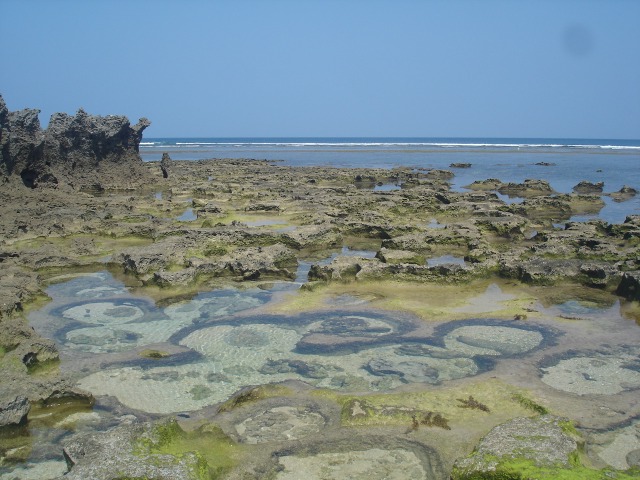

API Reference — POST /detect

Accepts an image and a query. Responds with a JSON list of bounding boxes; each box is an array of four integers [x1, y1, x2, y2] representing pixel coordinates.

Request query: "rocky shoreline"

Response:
[[1, 97, 639, 479]]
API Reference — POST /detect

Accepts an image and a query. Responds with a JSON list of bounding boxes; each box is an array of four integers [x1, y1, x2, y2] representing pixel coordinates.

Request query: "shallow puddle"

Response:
[[176, 207, 197, 221], [426, 255, 466, 267], [373, 183, 402, 192], [427, 219, 446, 229]]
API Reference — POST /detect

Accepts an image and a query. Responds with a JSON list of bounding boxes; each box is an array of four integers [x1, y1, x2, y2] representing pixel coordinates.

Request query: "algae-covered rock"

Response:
[[497, 179, 554, 197], [308, 256, 379, 281], [63, 418, 211, 480], [609, 185, 638, 202], [573, 180, 604, 194], [375, 247, 426, 265], [452, 415, 578, 479], [452, 415, 640, 479]]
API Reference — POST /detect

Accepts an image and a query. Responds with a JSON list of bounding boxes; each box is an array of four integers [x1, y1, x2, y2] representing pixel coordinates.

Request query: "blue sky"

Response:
[[1, 0, 639, 139]]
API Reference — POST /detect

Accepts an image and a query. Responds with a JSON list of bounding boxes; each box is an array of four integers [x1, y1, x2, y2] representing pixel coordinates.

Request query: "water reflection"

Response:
[[176, 208, 197, 221]]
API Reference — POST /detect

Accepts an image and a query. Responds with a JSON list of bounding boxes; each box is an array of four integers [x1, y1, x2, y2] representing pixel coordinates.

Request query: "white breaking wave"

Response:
[[141, 141, 640, 150]]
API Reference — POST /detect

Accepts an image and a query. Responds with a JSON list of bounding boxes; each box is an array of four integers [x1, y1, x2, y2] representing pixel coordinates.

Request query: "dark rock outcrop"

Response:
[[573, 180, 604, 194], [0, 94, 150, 189], [0, 395, 30, 427], [7, 108, 46, 187], [616, 271, 640, 301], [609, 185, 638, 202], [160, 152, 173, 178], [0, 95, 12, 180]]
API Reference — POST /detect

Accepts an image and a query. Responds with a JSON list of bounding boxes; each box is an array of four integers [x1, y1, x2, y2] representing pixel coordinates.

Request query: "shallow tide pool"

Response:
[[14, 267, 640, 478]]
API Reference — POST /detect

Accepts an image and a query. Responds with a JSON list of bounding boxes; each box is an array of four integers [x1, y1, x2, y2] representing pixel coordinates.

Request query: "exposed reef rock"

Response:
[[609, 185, 638, 202], [160, 151, 173, 178], [465, 178, 554, 197], [0, 94, 150, 189], [451, 415, 579, 478], [62, 419, 206, 480], [0, 395, 30, 427], [616, 271, 640, 301], [573, 180, 604, 194], [1, 147, 640, 477]]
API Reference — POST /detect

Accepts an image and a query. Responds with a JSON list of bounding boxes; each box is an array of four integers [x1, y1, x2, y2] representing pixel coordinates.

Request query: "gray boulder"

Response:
[[62, 419, 204, 480], [452, 415, 578, 479], [0, 395, 30, 427]]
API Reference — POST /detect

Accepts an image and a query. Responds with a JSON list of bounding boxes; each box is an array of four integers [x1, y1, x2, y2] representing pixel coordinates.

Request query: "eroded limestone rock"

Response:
[[0, 94, 150, 189], [452, 415, 578, 478]]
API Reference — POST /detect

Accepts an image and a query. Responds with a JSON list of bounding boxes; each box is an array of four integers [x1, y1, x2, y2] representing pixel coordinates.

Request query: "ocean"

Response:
[[140, 138, 640, 223]]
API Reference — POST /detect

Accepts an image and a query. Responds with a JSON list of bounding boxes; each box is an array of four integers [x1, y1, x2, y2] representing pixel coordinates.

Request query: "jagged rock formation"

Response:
[[0, 94, 150, 189], [160, 151, 173, 178], [0, 96, 10, 178]]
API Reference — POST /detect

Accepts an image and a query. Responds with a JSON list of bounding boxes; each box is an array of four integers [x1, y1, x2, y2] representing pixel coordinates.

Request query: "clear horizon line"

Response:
[[142, 135, 640, 141]]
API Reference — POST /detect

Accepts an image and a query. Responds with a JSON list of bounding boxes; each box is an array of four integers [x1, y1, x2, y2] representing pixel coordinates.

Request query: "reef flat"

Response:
[[1, 97, 640, 479]]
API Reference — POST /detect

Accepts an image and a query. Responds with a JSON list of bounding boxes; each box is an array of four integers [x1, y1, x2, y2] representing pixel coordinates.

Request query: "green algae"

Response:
[[217, 385, 291, 413], [26, 357, 59, 376], [318, 379, 539, 433], [28, 398, 95, 428], [12, 234, 153, 258], [202, 243, 228, 257], [457, 396, 491, 413], [139, 349, 171, 359], [451, 455, 640, 480], [135, 420, 244, 480], [270, 277, 537, 322], [0, 425, 32, 465], [511, 393, 549, 415]]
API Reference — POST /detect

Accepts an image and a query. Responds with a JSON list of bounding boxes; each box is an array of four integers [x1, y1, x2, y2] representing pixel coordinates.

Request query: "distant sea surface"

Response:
[[140, 138, 640, 222]]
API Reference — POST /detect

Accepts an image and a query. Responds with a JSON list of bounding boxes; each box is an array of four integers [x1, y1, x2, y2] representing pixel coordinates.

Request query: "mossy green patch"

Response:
[[27, 401, 95, 429], [511, 393, 549, 415], [202, 243, 228, 257], [139, 349, 170, 359], [0, 425, 32, 464], [135, 420, 244, 480], [269, 277, 537, 322], [26, 357, 60, 376], [558, 419, 580, 437], [318, 379, 542, 434], [451, 456, 640, 480]]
